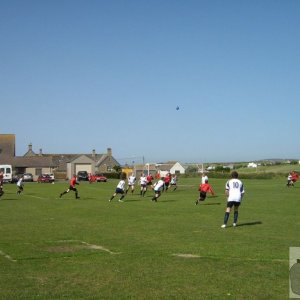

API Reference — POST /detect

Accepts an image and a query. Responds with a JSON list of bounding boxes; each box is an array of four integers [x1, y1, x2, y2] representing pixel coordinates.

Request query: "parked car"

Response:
[[45, 173, 55, 182], [10, 175, 19, 183], [23, 173, 34, 182], [77, 171, 89, 181], [37, 174, 54, 183], [94, 174, 108, 182]]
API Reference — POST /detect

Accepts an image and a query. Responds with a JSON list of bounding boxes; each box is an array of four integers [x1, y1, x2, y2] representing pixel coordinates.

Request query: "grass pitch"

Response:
[[0, 178, 298, 299]]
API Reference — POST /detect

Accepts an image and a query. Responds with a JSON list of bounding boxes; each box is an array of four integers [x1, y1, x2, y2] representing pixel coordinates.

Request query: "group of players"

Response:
[[109, 172, 178, 203], [107, 170, 248, 228], [287, 171, 299, 187], [62, 170, 246, 228], [196, 172, 245, 228], [1, 168, 299, 228]]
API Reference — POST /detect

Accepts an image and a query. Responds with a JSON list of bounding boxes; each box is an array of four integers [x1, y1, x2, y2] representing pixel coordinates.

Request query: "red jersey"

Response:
[[164, 175, 171, 183], [199, 183, 214, 195], [291, 172, 299, 182], [147, 175, 153, 183], [70, 177, 77, 187]]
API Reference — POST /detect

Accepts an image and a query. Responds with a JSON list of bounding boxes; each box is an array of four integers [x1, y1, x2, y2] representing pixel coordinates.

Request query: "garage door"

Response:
[[75, 164, 92, 174]]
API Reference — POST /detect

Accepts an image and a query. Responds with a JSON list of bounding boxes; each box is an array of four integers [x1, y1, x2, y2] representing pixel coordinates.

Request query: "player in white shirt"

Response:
[[287, 172, 294, 187], [221, 171, 245, 228], [17, 176, 24, 195], [201, 173, 208, 184], [126, 173, 136, 194], [139, 174, 148, 197], [151, 179, 165, 202], [170, 175, 178, 191], [109, 176, 126, 202]]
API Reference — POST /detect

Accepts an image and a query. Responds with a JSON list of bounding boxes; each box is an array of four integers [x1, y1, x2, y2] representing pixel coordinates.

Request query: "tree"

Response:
[[185, 165, 198, 174], [113, 165, 122, 172]]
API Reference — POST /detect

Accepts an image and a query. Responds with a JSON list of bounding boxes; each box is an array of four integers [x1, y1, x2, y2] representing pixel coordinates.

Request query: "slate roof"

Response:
[[0, 155, 56, 168], [41, 153, 105, 172]]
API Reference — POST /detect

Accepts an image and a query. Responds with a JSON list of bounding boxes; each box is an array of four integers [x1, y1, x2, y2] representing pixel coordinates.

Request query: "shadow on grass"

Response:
[[159, 199, 177, 202], [203, 202, 221, 205], [237, 221, 262, 227], [123, 199, 142, 202]]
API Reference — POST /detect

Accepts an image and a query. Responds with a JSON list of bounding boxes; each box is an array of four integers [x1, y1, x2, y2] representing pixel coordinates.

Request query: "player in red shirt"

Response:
[[60, 174, 80, 199], [287, 171, 299, 187], [146, 173, 154, 186], [196, 179, 215, 205], [291, 171, 299, 183], [163, 173, 172, 192], [89, 173, 96, 184]]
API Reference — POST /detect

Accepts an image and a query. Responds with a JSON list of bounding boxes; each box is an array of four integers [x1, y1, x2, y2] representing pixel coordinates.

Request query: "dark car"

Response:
[[77, 171, 89, 181], [23, 173, 34, 182], [94, 174, 108, 182], [11, 175, 19, 183], [37, 174, 54, 183]]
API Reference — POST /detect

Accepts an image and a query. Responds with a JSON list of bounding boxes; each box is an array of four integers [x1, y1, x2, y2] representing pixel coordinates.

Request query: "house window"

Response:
[[15, 168, 25, 175], [36, 168, 42, 176]]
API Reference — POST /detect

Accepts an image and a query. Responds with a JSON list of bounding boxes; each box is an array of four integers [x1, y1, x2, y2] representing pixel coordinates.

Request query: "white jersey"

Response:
[[17, 178, 23, 187], [225, 178, 244, 202], [201, 175, 208, 184], [154, 180, 165, 192], [117, 180, 125, 191], [128, 175, 136, 186], [171, 176, 177, 184], [139, 176, 148, 186]]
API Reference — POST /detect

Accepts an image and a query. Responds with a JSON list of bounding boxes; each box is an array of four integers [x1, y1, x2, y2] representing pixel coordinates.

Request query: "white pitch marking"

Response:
[[81, 242, 121, 254], [172, 253, 287, 262], [27, 195, 45, 200], [173, 253, 201, 258], [55, 240, 121, 255], [0, 250, 17, 262]]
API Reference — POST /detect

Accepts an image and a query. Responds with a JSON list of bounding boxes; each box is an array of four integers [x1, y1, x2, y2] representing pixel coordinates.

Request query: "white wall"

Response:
[[170, 162, 185, 174]]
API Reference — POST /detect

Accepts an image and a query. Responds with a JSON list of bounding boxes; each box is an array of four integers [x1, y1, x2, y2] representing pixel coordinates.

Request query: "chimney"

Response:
[[92, 149, 96, 158], [107, 148, 112, 157], [28, 143, 33, 151], [39, 148, 43, 156]]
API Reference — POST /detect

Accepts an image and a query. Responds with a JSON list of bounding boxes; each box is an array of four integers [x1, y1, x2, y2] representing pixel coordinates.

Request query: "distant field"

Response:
[[0, 177, 298, 299], [235, 164, 300, 174]]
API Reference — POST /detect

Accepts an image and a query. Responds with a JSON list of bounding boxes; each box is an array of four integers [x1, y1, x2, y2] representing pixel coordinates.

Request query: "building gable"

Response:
[[70, 155, 95, 164], [0, 134, 16, 157]]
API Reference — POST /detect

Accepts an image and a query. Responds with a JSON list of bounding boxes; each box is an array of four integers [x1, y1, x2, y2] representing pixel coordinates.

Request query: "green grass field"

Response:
[[237, 164, 300, 174], [0, 177, 298, 299]]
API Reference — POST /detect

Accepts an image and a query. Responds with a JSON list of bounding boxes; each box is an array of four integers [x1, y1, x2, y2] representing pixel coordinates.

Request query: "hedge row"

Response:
[[182, 172, 286, 180]]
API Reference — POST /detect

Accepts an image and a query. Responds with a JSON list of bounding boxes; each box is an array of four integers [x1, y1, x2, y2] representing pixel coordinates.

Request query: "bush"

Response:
[[214, 166, 231, 173], [181, 172, 281, 180]]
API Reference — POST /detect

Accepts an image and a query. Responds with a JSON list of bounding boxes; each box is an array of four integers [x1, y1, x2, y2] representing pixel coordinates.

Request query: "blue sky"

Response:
[[1, 0, 299, 164]]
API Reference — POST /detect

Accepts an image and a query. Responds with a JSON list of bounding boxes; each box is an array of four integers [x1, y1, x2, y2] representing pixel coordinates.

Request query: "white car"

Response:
[[45, 173, 55, 181], [23, 173, 34, 182]]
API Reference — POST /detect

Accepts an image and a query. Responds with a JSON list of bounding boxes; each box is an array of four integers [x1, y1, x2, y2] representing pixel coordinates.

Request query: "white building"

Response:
[[247, 162, 258, 168]]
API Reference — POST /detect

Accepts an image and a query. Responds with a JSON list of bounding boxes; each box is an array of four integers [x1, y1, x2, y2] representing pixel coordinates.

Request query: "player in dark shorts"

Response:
[[196, 179, 215, 205], [0, 171, 4, 198], [164, 173, 171, 192], [60, 174, 80, 199]]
